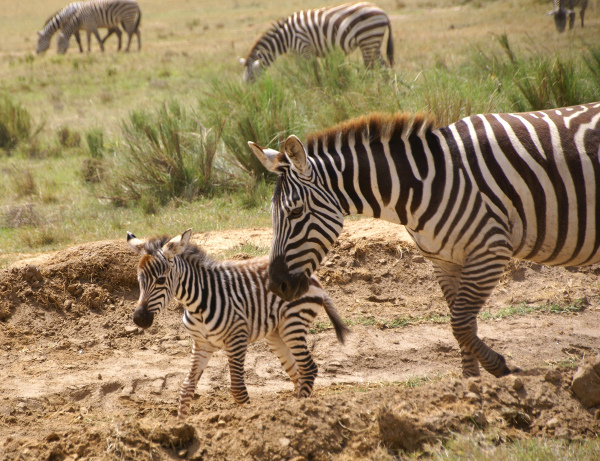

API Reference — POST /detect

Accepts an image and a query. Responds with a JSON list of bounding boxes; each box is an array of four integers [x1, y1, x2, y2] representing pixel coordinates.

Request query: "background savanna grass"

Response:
[[0, 0, 598, 261]]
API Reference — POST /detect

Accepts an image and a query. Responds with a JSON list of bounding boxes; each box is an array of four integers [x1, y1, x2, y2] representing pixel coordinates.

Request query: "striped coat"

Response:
[[249, 103, 600, 379], [241, 2, 393, 82], [127, 230, 348, 418], [57, 0, 141, 54], [548, 0, 588, 32]]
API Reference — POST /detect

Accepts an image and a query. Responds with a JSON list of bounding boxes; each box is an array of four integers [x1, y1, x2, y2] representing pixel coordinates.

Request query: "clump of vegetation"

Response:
[[101, 101, 226, 208], [85, 128, 104, 158], [0, 95, 32, 151], [57, 126, 81, 148]]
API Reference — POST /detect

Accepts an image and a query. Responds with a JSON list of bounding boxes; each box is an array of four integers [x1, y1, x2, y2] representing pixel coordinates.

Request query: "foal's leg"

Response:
[[178, 338, 216, 418], [266, 330, 300, 392]]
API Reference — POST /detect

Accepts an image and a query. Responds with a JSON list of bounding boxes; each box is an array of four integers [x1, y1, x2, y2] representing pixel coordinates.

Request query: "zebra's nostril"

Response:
[[280, 281, 289, 295]]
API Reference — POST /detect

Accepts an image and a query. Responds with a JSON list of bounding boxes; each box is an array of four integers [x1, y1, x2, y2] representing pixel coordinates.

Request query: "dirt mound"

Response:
[[1, 219, 599, 460]]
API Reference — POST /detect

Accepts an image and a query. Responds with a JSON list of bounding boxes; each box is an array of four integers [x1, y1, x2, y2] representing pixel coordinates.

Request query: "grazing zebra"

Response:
[[248, 103, 600, 379], [127, 229, 348, 418], [548, 0, 588, 32], [240, 2, 394, 83], [57, 0, 141, 54], [37, 2, 119, 54]]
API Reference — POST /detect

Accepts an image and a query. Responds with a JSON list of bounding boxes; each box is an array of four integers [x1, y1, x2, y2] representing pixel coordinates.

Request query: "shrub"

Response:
[[57, 126, 81, 148], [0, 96, 32, 151], [102, 101, 225, 207]]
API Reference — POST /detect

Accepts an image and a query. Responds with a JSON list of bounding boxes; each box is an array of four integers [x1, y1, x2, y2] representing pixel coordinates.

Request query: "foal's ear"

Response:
[[126, 232, 146, 255], [162, 229, 192, 259]]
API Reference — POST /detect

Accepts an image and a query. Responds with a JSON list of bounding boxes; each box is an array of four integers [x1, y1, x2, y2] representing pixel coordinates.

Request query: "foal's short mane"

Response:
[[138, 235, 212, 269], [245, 18, 287, 61], [306, 112, 437, 148]]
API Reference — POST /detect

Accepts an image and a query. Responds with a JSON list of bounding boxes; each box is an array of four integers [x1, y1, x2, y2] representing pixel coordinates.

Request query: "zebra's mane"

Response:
[[305, 112, 437, 151], [43, 10, 61, 27], [244, 18, 289, 60], [139, 236, 214, 268]]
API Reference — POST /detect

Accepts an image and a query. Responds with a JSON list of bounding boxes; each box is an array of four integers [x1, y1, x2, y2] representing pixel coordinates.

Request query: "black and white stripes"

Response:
[[57, 0, 141, 54], [249, 102, 600, 379], [36, 3, 90, 54], [548, 0, 588, 32], [241, 2, 393, 82], [127, 229, 348, 418]]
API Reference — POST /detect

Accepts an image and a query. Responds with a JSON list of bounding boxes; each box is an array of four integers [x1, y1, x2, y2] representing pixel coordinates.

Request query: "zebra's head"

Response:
[[36, 31, 51, 54], [547, 6, 571, 33], [239, 57, 262, 83], [57, 31, 69, 55], [248, 136, 344, 301], [127, 229, 192, 328]]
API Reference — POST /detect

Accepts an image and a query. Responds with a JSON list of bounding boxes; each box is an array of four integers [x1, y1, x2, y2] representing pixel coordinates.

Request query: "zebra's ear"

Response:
[[162, 229, 192, 260], [126, 232, 146, 255], [248, 142, 280, 172], [284, 135, 309, 175]]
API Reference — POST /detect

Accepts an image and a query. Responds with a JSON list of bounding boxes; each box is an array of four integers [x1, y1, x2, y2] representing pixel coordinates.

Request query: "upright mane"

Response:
[[139, 236, 213, 269], [43, 9, 62, 27], [306, 112, 438, 149], [245, 18, 288, 61]]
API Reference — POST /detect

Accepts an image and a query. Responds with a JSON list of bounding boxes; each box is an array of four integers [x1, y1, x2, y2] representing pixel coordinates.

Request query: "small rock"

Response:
[[46, 432, 60, 442], [150, 379, 164, 395], [124, 326, 138, 336], [98, 374, 102, 380], [64, 299, 73, 310], [279, 437, 290, 448], [465, 392, 480, 403], [177, 449, 188, 458], [545, 369, 562, 384], [546, 417, 560, 429], [467, 380, 481, 394], [571, 358, 600, 408], [511, 376, 524, 391]]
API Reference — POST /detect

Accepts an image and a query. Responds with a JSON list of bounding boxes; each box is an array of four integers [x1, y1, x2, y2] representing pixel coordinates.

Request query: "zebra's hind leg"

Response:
[[178, 339, 216, 419], [279, 324, 318, 398], [452, 246, 515, 378], [225, 334, 251, 405], [265, 330, 300, 392], [432, 261, 480, 377]]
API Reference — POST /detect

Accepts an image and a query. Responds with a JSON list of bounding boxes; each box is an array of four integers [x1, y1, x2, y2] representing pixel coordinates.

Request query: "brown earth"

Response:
[[1, 219, 599, 460]]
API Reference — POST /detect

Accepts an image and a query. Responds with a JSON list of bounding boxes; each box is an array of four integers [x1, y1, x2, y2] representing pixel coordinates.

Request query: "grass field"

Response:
[[0, 0, 598, 258]]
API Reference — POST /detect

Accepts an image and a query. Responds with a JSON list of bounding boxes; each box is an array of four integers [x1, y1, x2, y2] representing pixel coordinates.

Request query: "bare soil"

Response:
[[1, 219, 599, 460]]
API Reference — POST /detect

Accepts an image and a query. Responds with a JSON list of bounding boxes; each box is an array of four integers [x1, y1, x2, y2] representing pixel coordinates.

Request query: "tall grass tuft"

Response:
[[584, 44, 600, 89], [85, 128, 104, 158], [0, 95, 32, 151], [102, 101, 225, 207]]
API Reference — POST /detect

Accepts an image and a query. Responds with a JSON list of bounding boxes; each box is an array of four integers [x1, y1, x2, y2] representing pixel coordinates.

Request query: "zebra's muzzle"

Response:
[[268, 256, 310, 301], [133, 304, 155, 329]]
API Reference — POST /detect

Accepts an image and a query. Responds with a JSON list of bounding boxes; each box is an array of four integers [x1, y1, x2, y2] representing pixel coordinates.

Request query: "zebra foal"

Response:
[[548, 0, 588, 32], [127, 229, 348, 418], [241, 2, 394, 83], [248, 103, 600, 379], [57, 0, 141, 54]]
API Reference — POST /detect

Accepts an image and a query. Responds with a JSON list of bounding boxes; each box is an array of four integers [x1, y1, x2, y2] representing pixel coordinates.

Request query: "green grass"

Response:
[[0, 0, 599, 262]]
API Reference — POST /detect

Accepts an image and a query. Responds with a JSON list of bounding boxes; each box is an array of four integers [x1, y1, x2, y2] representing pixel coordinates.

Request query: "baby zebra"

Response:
[[127, 229, 348, 418]]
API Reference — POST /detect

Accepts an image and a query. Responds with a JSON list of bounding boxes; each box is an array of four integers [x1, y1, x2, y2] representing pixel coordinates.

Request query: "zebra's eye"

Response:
[[289, 206, 303, 219], [156, 276, 167, 285]]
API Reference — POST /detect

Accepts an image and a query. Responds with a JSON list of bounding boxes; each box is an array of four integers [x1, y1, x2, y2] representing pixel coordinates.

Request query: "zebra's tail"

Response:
[[323, 295, 350, 344], [386, 21, 394, 67]]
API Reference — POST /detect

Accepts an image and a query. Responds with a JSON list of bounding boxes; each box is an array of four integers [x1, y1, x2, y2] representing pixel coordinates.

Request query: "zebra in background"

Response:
[[127, 229, 348, 418], [248, 103, 600, 379], [548, 0, 588, 32], [240, 2, 394, 83], [57, 0, 141, 54], [37, 2, 119, 54]]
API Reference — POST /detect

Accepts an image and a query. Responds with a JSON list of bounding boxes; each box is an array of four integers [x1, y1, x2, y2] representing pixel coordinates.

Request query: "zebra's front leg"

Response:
[[178, 339, 216, 419], [225, 335, 251, 404], [92, 29, 104, 52], [266, 330, 300, 392], [452, 248, 515, 378]]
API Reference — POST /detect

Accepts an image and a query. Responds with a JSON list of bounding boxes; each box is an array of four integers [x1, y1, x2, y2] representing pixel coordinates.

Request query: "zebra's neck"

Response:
[[307, 113, 448, 229], [247, 19, 292, 67]]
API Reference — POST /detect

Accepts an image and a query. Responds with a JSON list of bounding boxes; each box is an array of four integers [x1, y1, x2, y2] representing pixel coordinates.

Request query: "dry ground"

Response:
[[1, 219, 599, 460]]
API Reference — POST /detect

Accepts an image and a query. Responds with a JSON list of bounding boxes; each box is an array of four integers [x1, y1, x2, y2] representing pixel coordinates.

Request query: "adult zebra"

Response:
[[127, 229, 348, 418], [57, 0, 141, 54], [548, 0, 588, 32], [36, 2, 120, 54], [248, 103, 600, 379], [240, 2, 394, 83]]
